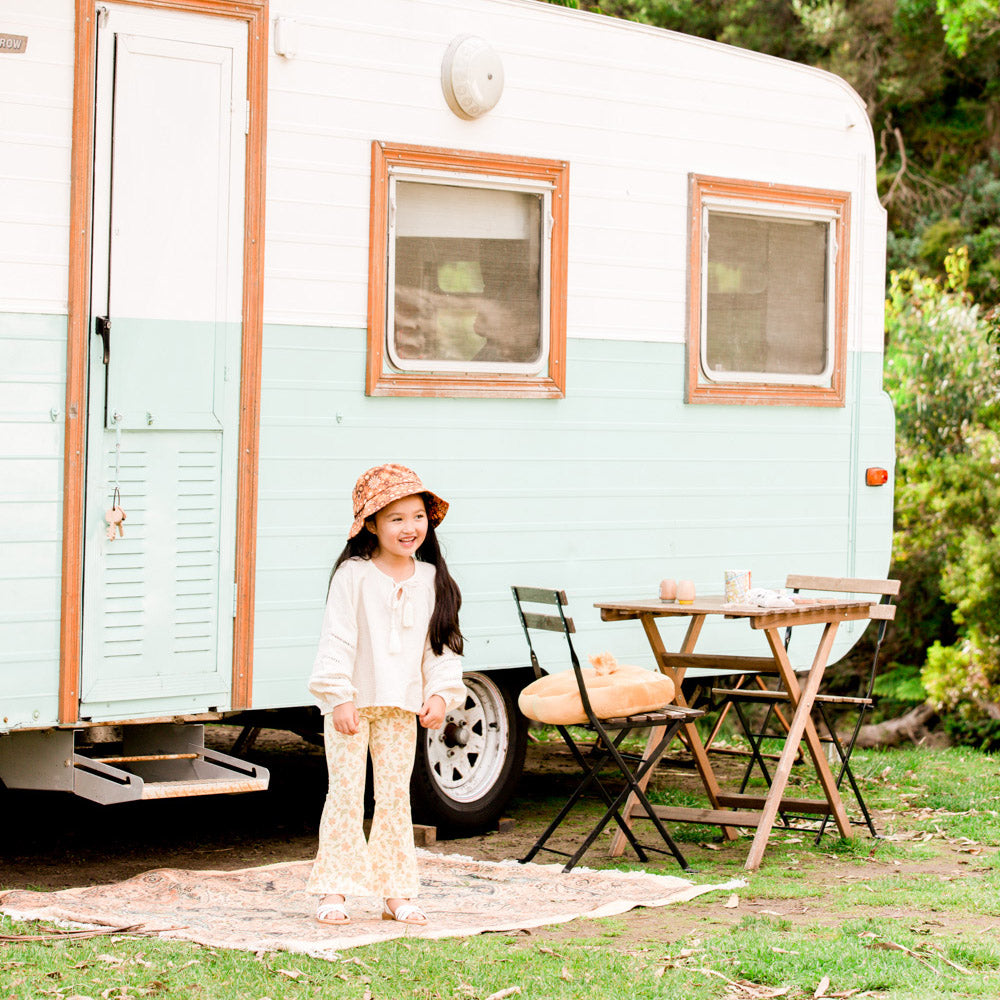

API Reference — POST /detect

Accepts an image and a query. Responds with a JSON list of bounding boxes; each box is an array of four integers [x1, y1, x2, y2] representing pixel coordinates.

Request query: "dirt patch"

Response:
[[440, 740, 998, 943], [1, 727, 994, 945]]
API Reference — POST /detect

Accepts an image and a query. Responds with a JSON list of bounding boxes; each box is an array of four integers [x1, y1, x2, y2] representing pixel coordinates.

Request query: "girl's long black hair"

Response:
[[329, 494, 464, 657]]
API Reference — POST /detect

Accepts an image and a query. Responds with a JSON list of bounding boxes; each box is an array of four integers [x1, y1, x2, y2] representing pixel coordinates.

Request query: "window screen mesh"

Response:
[[705, 212, 829, 377], [392, 182, 542, 368]]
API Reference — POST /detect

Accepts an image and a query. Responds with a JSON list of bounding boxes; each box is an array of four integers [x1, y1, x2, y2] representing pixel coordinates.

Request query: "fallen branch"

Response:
[[0, 923, 169, 943], [855, 704, 937, 748], [861, 934, 940, 973], [917, 946, 974, 975], [687, 967, 791, 997]]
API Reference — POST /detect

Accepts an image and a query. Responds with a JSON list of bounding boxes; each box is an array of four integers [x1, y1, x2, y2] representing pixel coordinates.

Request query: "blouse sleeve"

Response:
[[421, 638, 467, 712], [308, 563, 359, 713]]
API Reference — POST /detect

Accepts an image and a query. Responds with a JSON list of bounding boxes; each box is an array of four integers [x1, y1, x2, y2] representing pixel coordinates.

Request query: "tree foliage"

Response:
[[935, 0, 1000, 56], [885, 248, 1000, 454], [549, 0, 1000, 307]]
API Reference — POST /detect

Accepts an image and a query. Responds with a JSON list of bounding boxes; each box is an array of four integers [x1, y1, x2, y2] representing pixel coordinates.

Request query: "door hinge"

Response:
[[232, 582, 239, 617], [244, 100, 250, 135]]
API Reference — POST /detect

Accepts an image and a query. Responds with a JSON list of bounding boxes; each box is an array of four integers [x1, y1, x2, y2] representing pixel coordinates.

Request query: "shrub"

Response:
[[884, 249, 1000, 741]]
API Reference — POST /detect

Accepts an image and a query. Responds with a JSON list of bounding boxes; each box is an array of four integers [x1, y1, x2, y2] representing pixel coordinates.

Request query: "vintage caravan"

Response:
[[0, 0, 894, 829]]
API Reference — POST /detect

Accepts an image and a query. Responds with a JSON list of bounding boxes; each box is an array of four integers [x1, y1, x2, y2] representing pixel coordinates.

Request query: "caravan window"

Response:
[[391, 182, 543, 372], [366, 143, 569, 398], [687, 176, 850, 407]]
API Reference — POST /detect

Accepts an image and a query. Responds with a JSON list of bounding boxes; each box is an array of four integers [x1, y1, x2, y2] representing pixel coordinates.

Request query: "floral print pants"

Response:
[[306, 706, 419, 899]]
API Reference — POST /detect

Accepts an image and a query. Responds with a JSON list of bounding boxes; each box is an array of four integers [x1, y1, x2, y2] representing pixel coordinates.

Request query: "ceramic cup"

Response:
[[658, 578, 677, 601], [676, 579, 696, 604]]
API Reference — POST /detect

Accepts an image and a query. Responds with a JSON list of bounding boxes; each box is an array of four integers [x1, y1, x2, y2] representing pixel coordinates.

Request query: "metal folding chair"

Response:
[[709, 575, 899, 838], [512, 586, 703, 872]]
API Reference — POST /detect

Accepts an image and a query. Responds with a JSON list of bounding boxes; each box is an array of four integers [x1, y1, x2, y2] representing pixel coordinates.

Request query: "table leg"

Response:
[[764, 625, 852, 840], [744, 622, 851, 871], [609, 614, 739, 858]]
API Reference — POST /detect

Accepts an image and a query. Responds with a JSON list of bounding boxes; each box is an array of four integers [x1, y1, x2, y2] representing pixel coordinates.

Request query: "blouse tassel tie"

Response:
[[388, 585, 416, 654]]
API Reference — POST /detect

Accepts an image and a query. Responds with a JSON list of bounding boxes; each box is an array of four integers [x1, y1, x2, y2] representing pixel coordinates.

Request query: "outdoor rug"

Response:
[[0, 850, 740, 958]]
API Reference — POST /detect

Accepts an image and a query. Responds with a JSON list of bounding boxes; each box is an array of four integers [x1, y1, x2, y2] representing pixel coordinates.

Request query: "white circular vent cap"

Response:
[[441, 35, 504, 120]]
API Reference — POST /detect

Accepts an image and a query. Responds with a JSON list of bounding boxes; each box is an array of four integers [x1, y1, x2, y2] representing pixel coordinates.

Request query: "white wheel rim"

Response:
[[423, 672, 510, 804]]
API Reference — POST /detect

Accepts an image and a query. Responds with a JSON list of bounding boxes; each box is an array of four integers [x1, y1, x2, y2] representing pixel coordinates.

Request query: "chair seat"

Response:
[[710, 688, 873, 708], [594, 706, 703, 728]]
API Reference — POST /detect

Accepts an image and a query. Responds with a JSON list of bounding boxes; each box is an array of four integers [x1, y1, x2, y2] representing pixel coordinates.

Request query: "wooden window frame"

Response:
[[366, 141, 569, 399], [61, 0, 267, 721], [686, 174, 850, 407]]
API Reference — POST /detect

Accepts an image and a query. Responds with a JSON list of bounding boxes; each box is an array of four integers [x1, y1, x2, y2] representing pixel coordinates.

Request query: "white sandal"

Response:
[[382, 899, 426, 925], [316, 898, 350, 925]]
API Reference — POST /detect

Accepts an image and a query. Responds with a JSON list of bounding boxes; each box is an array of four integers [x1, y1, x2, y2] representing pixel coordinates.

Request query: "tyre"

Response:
[[411, 670, 529, 833]]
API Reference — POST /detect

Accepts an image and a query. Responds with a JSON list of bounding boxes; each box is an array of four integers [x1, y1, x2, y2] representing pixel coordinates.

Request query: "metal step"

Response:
[[0, 723, 270, 803], [71, 724, 269, 804], [140, 775, 270, 799]]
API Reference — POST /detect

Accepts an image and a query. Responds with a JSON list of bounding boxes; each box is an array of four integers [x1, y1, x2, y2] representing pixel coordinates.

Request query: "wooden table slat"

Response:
[[647, 805, 763, 828], [659, 653, 778, 674], [598, 595, 875, 627], [716, 792, 832, 814]]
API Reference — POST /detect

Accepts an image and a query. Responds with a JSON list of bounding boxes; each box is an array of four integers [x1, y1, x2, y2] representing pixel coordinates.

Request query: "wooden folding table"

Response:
[[595, 595, 879, 871]]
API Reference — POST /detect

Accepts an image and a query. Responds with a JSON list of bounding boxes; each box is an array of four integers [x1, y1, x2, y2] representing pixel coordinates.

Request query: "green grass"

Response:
[[2, 744, 999, 999], [5, 907, 1000, 999], [650, 917, 1000, 999]]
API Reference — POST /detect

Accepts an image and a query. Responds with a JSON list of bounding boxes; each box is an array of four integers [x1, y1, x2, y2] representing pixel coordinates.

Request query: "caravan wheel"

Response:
[[411, 671, 527, 833]]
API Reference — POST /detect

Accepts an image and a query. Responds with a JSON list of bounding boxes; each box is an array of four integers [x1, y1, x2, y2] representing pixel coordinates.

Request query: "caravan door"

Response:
[[80, 3, 246, 719]]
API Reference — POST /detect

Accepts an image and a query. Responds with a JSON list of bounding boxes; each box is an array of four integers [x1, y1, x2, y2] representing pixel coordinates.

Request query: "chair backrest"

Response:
[[511, 586, 578, 677], [785, 574, 899, 616], [783, 574, 901, 695], [511, 587, 598, 722]]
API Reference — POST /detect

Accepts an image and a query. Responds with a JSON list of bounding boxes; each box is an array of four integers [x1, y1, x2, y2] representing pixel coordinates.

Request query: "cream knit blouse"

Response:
[[308, 557, 466, 715]]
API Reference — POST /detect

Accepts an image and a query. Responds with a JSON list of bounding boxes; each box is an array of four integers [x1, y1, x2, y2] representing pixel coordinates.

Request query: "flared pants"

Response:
[[306, 705, 419, 899]]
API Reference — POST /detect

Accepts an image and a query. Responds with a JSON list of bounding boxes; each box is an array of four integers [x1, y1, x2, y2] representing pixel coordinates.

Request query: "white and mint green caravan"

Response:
[[0, 0, 893, 829]]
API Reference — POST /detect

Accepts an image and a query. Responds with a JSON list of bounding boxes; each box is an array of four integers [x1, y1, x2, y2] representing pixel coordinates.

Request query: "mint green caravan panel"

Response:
[[251, 328, 895, 708], [852, 352, 896, 581], [106, 319, 228, 431], [0, 312, 66, 731], [81, 315, 236, 713]]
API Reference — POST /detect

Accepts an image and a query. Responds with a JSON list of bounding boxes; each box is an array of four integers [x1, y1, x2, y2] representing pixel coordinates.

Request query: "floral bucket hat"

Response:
[[349, 463, 449, 538]]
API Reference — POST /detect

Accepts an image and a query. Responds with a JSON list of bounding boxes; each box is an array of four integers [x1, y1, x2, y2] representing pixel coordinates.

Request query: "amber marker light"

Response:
[[865, 467, 889, 486]]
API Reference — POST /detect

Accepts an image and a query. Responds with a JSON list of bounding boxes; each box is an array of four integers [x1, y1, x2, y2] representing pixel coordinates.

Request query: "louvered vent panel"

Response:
[[95, 435, 223, 683], [101, 444, 148, 668], [174, 446, 222, 657]]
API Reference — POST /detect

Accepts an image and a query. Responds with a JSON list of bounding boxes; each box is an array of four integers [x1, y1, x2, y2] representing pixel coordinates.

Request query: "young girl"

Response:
[[306, 464, 466, 926]]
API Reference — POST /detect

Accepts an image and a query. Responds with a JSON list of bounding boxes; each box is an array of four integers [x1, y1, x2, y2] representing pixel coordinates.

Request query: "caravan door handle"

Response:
[[96, 316, 111, 365]]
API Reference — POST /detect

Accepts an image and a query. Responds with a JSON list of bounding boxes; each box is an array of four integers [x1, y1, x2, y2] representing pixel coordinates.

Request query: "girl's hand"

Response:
[[418, 694, 446, 729], [332, 701, 360, 735]]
